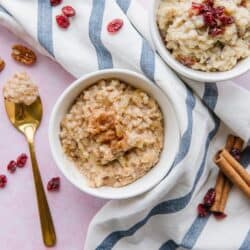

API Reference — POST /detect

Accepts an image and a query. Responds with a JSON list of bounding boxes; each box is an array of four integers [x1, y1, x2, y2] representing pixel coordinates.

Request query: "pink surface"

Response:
[[1, 3, 250, 250]]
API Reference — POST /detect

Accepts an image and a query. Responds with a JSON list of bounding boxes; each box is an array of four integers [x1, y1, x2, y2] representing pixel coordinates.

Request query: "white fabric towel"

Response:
[[1, 1, 250, 249]]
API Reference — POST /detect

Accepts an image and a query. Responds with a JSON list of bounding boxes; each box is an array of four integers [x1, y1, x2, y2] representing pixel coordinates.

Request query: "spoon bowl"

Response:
[[4, 97, 42, 133]]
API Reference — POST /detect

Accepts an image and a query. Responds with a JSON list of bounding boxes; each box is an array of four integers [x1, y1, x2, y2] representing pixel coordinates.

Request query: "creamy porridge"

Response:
[[157, 0, 250, 72], [3, 72, 39, 105], [60, 79, 164, 188]]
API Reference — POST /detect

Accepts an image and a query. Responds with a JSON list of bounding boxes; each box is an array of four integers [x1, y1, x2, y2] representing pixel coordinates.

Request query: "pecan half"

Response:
[[0, 58, 5, 72], [11, 44, 36, 65]]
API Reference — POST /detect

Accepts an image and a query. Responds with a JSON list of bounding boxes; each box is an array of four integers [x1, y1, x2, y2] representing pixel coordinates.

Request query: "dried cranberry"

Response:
[[219, 15, 234, 25], [7, 160, 17, 173], [213, 212, 227, 220], [190, 0, 234, 37], [203, 12, 217, 27], [62, 6, 76, 17], [231, 148, 241, 161], [107, 19, 124, 33], [16, 153, 28, 168], [47, 177, 60, 191], [209, 27, 224, 36], [0, 175, 7, 188], [50, 0, 62, 6], [214, 6, 225, 17], [203, 188, 216, 207], [56, 15, 70, 29], [197, 203, 209, 217]]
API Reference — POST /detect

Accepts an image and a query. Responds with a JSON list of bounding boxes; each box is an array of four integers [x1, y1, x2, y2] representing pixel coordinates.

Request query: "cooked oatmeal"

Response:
[[157, 0, 250, 72], [3, 72, 39, 105], [60, 79, 164, 188]]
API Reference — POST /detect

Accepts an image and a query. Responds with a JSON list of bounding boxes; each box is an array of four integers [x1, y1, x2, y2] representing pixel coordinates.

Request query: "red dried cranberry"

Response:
[[62, 6, 76, 17], [197, 203, 209, 217], [16, 153, 28, 168], [0, 175, 7, 188], [107, 19, 124, 33], [7, 160, 17, 173], [214, 6, 225, 17], [203, 12, 217, 27], [213, 212, 227, 220], [56, 15, 70, 29], [190, 0, 234, 37], [231, 148, 241, 161], [50, 0, 62, 6], [209, 27, 224, 36], [47, 177, 60, 191], [203, 188, 216, 207], [219, 15, 234, 25]]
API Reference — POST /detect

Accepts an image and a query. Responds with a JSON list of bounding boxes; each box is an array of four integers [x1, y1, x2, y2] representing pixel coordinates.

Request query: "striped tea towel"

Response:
[[1, 1, 250, 249]]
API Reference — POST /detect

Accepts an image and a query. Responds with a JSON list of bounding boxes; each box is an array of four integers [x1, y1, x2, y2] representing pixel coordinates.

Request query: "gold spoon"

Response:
[[4, 96, 56, 247]]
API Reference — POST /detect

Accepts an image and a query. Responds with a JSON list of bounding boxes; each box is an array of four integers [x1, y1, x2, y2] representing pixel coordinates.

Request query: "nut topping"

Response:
[[11, 44, 36, 65]]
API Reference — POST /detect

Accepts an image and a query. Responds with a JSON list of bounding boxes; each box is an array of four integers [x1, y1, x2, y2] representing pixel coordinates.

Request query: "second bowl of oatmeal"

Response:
[[49, 69, 180, 199], [150, 0, 250, 82]]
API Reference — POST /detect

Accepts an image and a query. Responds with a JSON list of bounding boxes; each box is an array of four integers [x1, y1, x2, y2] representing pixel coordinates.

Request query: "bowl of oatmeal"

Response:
[[150, 0, 250, 82], [49, 69, 180, 199]]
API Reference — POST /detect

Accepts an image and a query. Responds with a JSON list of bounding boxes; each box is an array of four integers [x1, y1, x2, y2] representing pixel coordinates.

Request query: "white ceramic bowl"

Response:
[[49, 69, 180, 199], [150, 0, 250, 82]]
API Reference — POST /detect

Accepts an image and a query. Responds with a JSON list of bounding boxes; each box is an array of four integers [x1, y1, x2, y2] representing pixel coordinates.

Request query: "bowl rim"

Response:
[[49, 68, 180, 199], [149, 0, 250, 82]]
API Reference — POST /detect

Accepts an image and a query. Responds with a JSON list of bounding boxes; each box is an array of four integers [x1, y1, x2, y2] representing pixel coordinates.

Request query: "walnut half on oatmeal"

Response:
[[3, 72, 39, 105], [59, 79, 164, 188]]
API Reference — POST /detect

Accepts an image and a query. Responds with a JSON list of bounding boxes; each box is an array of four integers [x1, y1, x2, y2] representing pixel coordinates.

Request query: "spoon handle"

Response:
[[28, 141, 56, 247]]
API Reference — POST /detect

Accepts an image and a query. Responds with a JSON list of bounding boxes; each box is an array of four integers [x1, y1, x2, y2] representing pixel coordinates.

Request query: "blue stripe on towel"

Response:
[[240, 231, 250, 250], [96, 90, 220, 250], [173, 87, 195, 167], [202, 83, 218, 110], [180, 216, 211, 249], [37, 0, 54, 55], [89, 0, 113, 69], [116, 0, 131, 13], [240, 229, 250, 250], [159, 87, 220, 250], [140, 39, 155, 81], [159, 216, 211, 250], [0, 5, 6, 13], [240, 146, 250, 167], [159, 240, 178, 250], [0, 5, 11, 16]]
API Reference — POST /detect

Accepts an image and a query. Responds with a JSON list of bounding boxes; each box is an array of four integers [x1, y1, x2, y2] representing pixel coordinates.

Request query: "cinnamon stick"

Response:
[[210, 172, 227, 213], [225, 134, 235, 151], [219, 150, 250, 185], [211, 135, 244, 214], [233, 137, 244, 151], [214, 150, 250, 199], [210, 135, 235, 213], [219, 180, 231, 212]]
